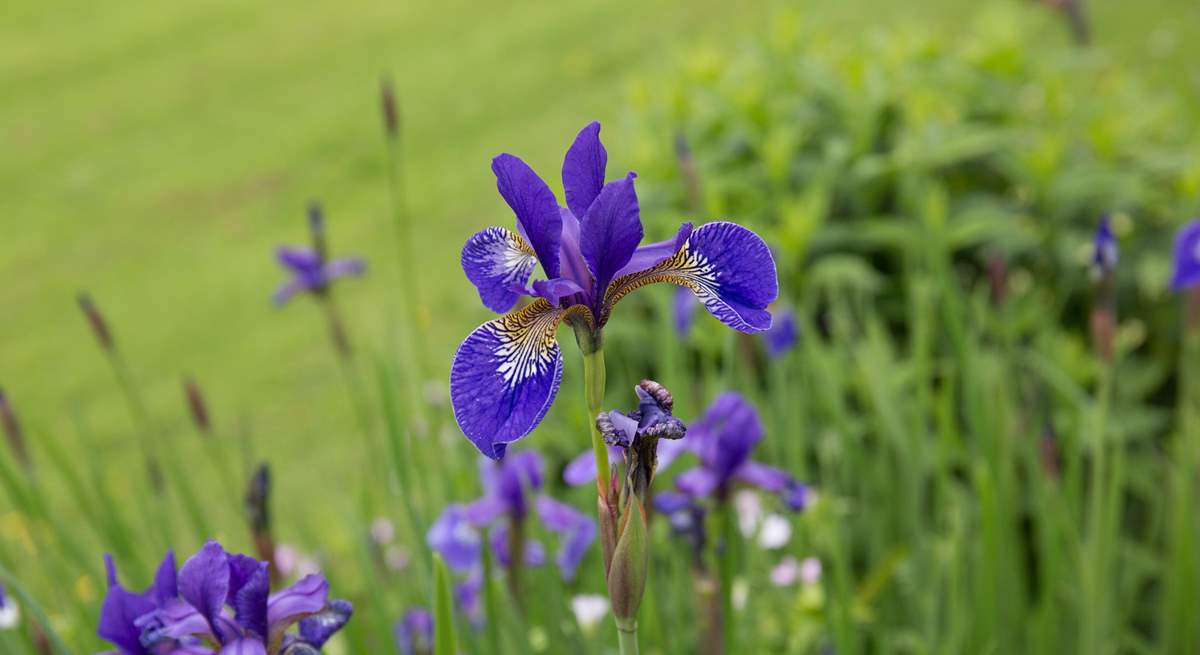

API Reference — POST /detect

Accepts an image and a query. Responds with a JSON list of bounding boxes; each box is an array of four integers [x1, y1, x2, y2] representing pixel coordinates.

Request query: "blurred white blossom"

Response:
[[757, 514, 792, 550], [570, 594, 609, 631]]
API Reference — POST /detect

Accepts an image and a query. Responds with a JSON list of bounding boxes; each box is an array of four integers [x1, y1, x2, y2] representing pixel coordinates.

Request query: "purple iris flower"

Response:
[[450, 121, 778, 458], [763, 308, 798, 358], [99, 541, 351, 655], [394, 609, 433, 655], [658, 392, 808, 511], [428, 451, 595, 587], [1170, 219, 1200, 291], [1091, 215, 1118, 278], [98, 551, 181, 655], [272, 203, 367, 305], [673, 286, 698, 337]]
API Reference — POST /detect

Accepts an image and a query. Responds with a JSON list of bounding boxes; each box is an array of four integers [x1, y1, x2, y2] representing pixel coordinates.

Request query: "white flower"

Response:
[[370, 518, 396, 545], [0, 596, 19, 630], [733, 490, 762, 537], [757, 514, 792, 550], [570, 594, 609, 631]]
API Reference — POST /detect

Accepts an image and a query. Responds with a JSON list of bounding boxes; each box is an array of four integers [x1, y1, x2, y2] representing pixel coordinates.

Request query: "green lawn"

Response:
[[3, 0, 1200, 650], [3, 0, 1198, 489]]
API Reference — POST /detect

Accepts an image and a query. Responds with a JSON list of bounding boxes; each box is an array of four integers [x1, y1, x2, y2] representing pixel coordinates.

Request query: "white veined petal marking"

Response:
[[470, 227, 538, 285], [489, 300, 565, 388]]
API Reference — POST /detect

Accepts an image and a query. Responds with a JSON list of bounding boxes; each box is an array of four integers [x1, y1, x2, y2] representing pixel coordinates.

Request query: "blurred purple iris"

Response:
[[654, 392, 808, 512], [763, 308, 798, 358], [427, 451, 595, 619], [1170, 219, 1200, 291], [450, 121, 778, 459], [673, 289, 797, 358], [98, 541, 351, 655], [272, 202, 366, 305], [394, 609, 433, 655], [1091, 215, 1118, 279]]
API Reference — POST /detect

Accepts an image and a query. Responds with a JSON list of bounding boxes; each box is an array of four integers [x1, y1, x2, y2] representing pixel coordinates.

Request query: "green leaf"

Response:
[[433, 554, 458, 655]]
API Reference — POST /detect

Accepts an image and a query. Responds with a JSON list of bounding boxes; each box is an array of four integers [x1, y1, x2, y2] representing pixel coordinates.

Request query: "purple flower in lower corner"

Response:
[[450, 121, 778, 459], [98, 541, 351, 655], [1170, 219, 1200, 291], [394, 609, 433, 655], [658, 392, 809, 512], [427, 450, 595, 620], [272, 202, 367, 305]]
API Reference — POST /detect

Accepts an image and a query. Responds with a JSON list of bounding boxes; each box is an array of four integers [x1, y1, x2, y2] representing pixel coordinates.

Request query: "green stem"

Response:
[[717, 498, 736, 654], [578, 331, 609, 495], [616, 618, 639, 655]]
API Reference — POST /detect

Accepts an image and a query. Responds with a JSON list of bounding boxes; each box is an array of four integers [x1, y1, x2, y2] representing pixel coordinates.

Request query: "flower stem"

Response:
[[616, 618, 639, 655], [577, 330, 609, 495]]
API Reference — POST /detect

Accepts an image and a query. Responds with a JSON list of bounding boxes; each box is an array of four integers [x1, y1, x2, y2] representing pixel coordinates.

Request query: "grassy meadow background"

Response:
[[3, 0, 1200, 652]]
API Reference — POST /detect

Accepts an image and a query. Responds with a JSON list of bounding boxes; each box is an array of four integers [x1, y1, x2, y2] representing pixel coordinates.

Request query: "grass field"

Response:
[[3, 0, 1200, 652]]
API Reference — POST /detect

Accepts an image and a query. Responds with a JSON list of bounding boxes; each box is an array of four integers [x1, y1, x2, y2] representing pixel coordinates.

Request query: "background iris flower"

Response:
[[655, 392, 809, 512], [450, 121, 778, 458], [427, 450, 596, 618], [271, 203, 366, 306], [1170, 219, 1200, 291]]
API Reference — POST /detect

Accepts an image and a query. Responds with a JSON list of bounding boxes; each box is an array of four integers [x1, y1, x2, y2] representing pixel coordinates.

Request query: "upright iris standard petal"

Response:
[[580, 173, 643, 306], [492, 154, 562, 278], [461, 227, 540, 312], [1092, 216, 1118, 277], [692, 392, 764, 480], [605, 222, 779, 332], [557, 207, 594, 295], [562, 121, 608, 220], [451, 300, 578, 459], [1170, 219, 1200, 291], [99, 555, 156, 655], [152, 551, 178, 608], [232, 563, 270, 640], [179, 542, 232, 640]]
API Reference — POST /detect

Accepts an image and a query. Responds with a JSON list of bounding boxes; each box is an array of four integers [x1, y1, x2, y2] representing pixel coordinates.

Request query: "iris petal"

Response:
[[266, 574, 328, 646], [451, 300, 585, 459], [178, 542, 231, 641], [219, 638, 267, 655], [461, 227, 539, 313], [612, 222, 693, 280], [492, 154, 562, 278], [535, 495, 596, 581], [604, 221, 778, 332], [562, 121, 608, 220], [1170, 219, 1200, 291], [580, 174, 643, 307]]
